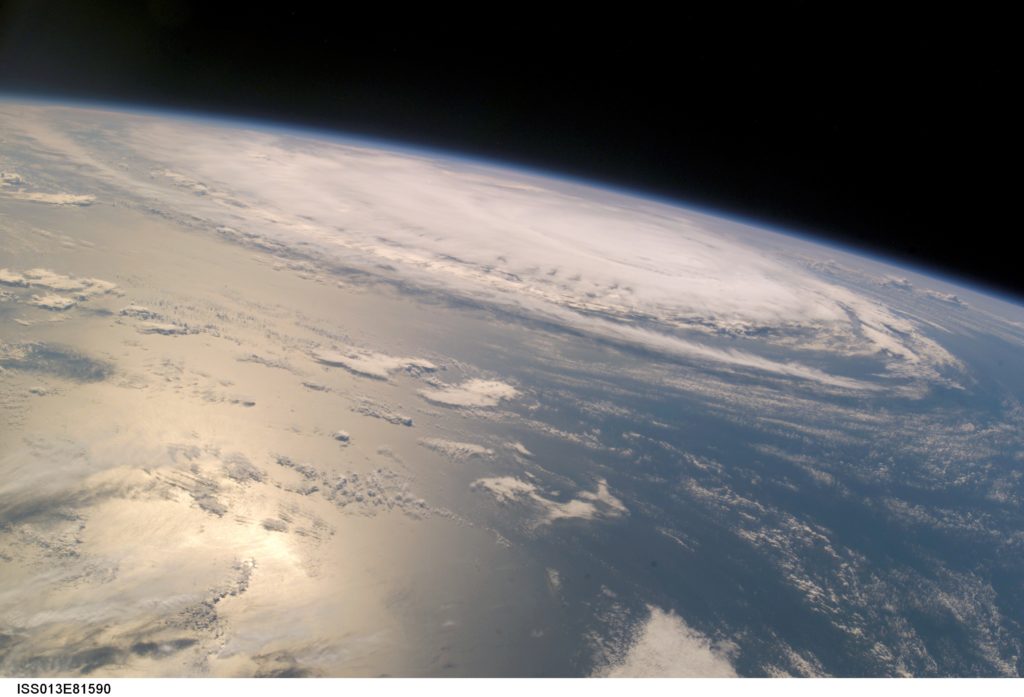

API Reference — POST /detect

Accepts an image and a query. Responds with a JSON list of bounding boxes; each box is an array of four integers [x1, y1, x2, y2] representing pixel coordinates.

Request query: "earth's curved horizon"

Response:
[[1, 99, 1022, 677]]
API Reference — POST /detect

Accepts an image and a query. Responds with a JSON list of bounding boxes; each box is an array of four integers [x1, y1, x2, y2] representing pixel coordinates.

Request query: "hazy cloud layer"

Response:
[[1, 103, 971, 390]]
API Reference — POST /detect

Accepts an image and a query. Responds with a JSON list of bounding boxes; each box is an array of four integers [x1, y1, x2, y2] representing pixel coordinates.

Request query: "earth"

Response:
[[0, 99, 1022, 678]]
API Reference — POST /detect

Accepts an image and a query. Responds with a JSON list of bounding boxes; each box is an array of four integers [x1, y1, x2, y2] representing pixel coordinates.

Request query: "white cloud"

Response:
[[0, 268, 116, 298], [507, 442, 533, 458], [595, 605, 737, 677], [418, 379, 518, 407], [575, 478, 628, 517], [925, 290, 967, 307], [312, 347, 436, 380], [137, 321, 187, 335], [28, 293, 77, 311], [0, 103, 972, 390], [419, 438, 494, 460], [119, 304, 161, 320], [471, 476, 536, 503], [472, 476, 628, 525], [351, 398, 414, 426], [2, 191, 95, 205], [0, 269, 28, 286], [1, 171, 25, 186]]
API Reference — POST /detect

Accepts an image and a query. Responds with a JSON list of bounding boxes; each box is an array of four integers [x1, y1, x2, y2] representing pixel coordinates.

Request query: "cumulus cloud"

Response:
[[0, 169, 93, 207], [137, 321, 188, 335], [312, 347, 436, 380], [472, 476, 628, 525], [2, 191, 95, 206], [471, 475, 533, 502], [572, 479, 629, 518], [418, 437, 495, 460], [882, 276, 914, 290], [595, 605, 737, 677], [507, 442, 533, 458], [119, 304, 161, 320], [418, 378, 518, 407], [1, 171, 25, 186], [925, 290, 967, 307], [351, 398, 414, 426], [0, 269, 28, 286], [0, 268, 116, 298], [28, 293, 77, 311]]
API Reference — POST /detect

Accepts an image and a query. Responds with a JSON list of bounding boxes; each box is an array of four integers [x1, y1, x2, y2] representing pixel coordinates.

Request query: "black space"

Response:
[[0, 2, 1016, 299]]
